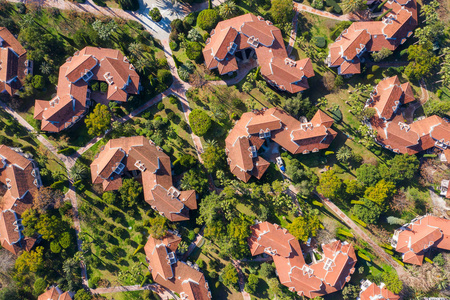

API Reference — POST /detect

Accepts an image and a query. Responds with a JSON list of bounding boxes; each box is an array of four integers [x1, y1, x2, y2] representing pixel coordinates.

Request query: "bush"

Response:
[[197, 9, 219, 31], [50, 180, 66, 190], [184, 13, 197, 28], [16, 3, 26, 14], [118, 0, 139, 10], [167, 111, 176, 121], [179, 120, 188, 131], [149, 7, 162, 22], [189, 109, 212, 136], [367, 74, 374, 80], [371, 65, 380, 73], [91, 81, 99, 91], [32, 75, 45, 90], [314, 36, 327, 48], [157, 69, 172, 88], [169, 41, 178, 51], [337, 228, 354, 238], [100, 82, 108, 93], [157, 102, 165, 111], [357, 251, 371, 261], [311, 0, 324, 10], [169, 96, 178, 104], [436, 89, 442, 98], [186, 41, 203, 62]]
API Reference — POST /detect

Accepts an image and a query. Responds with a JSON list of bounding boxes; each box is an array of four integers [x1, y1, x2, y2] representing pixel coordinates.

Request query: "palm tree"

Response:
[[70, 163, 88, 182], [40, 62, 52, 75], [341, 0, 367, 15], [128, 42, 142, 58], [336, 145, 352, 163], [219, 1, 239, 19]]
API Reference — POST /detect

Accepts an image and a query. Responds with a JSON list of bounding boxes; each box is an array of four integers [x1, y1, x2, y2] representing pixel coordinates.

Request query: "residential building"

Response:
[[358, 279, 401, 300], [248, 222, 357, 298], [90, 136, 197, 221], [203, 13, 314, 93], [38, 287, 72, 300], [144, 231, 212, 300], [0, 145, 41, 255], [327, 0, 417, 75], [225, 107, 336, 182], [391, 215, 450, 265], [367, 76, 450, 154], [0, 27, 32, 96], [34, 47, 140, 132]]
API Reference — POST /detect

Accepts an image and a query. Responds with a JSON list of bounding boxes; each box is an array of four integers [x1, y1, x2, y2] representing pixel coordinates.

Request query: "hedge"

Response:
[[100, 82, 108, 93], [312, 200, 324, 207], [384, 249, 394, 255], [350, 215, 367, 227], [392, 256, 405, 266], [337, 228, 354, 238], [357, 251, 371, 261], [314, 36, 327, 48], [133, 244, 145, 256], [424, 257, 434, 264], [423, 154, 437, 158], [57, 147, 76, 156], [189, 109, 212, 136], [325, 151, 334, 155], [50, 180, 66, 190], [197, 9, 219, 31]]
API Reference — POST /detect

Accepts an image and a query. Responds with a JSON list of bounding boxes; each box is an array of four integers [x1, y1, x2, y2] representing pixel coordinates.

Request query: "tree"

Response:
[[32, 75, 45, 89], [92, 20, 117, 40], [181, 169, 209, 194], [342, 284, 360, 300], [201, 145, 226, 173], [259, 262, 275, 278], [221, 264, 239, 288], [148, 215, 168, 239], [381, 271, 403, 294], [287, 214, 321, 242], [102, 191, 116, 205], [322, 71, 337, 91], [405, 42, 439, 80], [189, 109, 212, 136], [242, 82, 253, 94], [372, 47, 393, 62], [85, 104, 111, 136], [282, 93, 312, 117], [0, 285, 21, 300], [341, 0, 367, 15], [0, 249, 15, 278], [382, 154, 419, 184], [386, 216, 406, 225], [286, 160, 318, 197], [317, 170, 344, 200], [245, 274, 259, 294], [33, 187, 64, 213], [352, 198, 383, 224], [219, 1, 239, 19], [227, 214, 253, 257], [364, 179, 396, 210], [15, 246, 44, 273], [270, 0, 294, 24], [33, 277, 47, 297], [186, 41, 202, 62], [356, 164, 380, 186], [74, 289, 92, 300], [59, 231, 72, 249], [414, 1, 444, 45], [118, 178, 143, 207], [35, 214, 65, 240], [197, 9, 219, 31], [128, 42, 143, 57]]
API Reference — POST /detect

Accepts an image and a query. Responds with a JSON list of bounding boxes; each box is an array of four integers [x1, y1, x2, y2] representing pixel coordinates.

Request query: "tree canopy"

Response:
[[270, 0, 294, 24], [317, 170, 344, 200], [85, 104, 111, 136], [118, 178, 143, 207], [287, 214, 321, 242], [189, 109, 212, 136]]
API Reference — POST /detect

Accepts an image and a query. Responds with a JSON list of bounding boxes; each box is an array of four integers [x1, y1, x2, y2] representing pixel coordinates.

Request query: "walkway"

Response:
[[232, 260, 251, 300], [295, 3, 363, 21], [182, 225, 205, 261], [316, 192, 406, 276], [403, 78, 430, 123], [91, 283, 173, 299], [287, 9, 299, 56]]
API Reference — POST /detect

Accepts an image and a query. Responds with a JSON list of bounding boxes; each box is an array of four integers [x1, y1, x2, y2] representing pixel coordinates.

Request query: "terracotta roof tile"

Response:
[[359, 281, 401, 300]]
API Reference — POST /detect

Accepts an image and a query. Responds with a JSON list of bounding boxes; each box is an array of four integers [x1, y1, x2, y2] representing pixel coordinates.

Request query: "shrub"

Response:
[[157, 102, 165, 111], [50, 180, 66, 190], [167, 111, 176, 121], [371, 65, 380, 73], [179, 120, 188, 131], [186, 41, 203, 62], [169, 41, 178, 51], [350, 215, 367, 227], [314, 36, 326, 48], [197, 259, 205, 269], [325, 151, 334, 155], [149, 7, 162, 22], [184, 13, 197, 28], [16, 3, 26, 14], [312, 200, 324, 207], [57, 147, 76, 156], [113, 227, 126, 237], [436, 90, 442, 98], [189, 109, 212, 136], [32, 75, 45, 90], [100, 82, 108, 93], [337, 228, 354, 238], [197, 9, 219, 31], [367, 74, 374, 80], [157, 69, 172, 88], [357, 251, 371, 261], [311, 0, 324, 10]]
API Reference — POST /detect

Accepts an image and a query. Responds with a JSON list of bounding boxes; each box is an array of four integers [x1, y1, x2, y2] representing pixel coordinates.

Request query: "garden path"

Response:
[[403, 79, 430, 123], [294, 3, 364, 21], [314, 192, 407, 277], [287, 8, 300, 56], [91, 283, 174, 299], [232, 259, 251, 300], [182, 225, 205, 261]]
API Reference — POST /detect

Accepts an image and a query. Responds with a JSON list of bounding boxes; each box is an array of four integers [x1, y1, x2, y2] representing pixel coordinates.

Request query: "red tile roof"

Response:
[[248, 222, 357, 298], [203, 14, 314, 93], [328, 0, 417, 75], [34, 47, 140, 132], [144, 231, 211, 300], [368, 77, 450, 154], [359, 280, 401, 300], [0, 145, 41, 255], [225, 108, 336, 182], [0, 27, 29, 96], [392, 215, 450, 265], [90, 136, 196, 221], [38, 287, 72, 300]]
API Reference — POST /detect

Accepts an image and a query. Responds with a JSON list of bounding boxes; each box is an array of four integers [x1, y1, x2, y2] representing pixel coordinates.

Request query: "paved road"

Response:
[[316, 193, 406, 276]]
